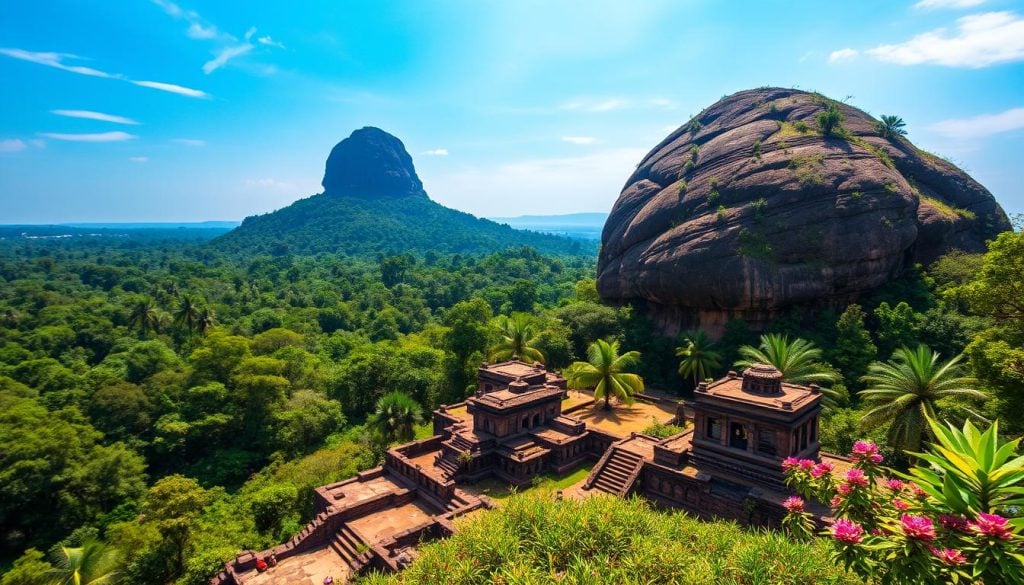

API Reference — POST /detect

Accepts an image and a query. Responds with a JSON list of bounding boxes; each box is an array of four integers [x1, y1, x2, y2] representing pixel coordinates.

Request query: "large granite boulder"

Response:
[[597, 88, 1011, 335], [322, 127, 428, 198]]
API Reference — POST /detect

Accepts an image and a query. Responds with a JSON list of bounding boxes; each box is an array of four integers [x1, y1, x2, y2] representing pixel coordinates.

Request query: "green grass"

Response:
[[467, 464, 594, 501], [357, 493, 860, 585], [789, 154, 825, 187], [920, 194, 977, 220], [413, 422, 434, 440]]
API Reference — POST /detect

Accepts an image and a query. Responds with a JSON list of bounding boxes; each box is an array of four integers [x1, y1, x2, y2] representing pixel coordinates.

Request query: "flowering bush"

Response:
[[782, 436, 1024, 583]]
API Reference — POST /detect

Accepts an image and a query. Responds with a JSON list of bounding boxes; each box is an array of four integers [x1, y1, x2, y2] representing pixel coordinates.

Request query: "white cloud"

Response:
[[244, 178, 296, 192], [648, 98, 676, 109], [930, 107, 1024, 139], [562, 97, 629, 112], [131, 80, 210, 98], [0, 139, 27, 153], [203, 43, 254, 74], [562, 136, 597, 145], [173, 138, 206, 146], [867, 11, 1024, 67], [258, 36, 285, 49], [28, 139, 46, 149], [51, 109, 140, 125], [422, 149, 449, 156], [39, 131, 137, 142], [829, 48, 859, 63], [187, 23, 218, 40], [0, 48, 116, 78], [129, 156, 149, 163], [152, 0, 183, 18], [914, 0, 986, 10]]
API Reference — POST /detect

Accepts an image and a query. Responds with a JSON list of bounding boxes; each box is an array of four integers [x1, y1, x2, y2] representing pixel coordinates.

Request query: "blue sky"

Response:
[[1, 0, 1023, 223]]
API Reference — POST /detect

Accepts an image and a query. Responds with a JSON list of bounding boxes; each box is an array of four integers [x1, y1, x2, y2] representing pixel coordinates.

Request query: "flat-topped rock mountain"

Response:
[[215, 128, 589, 256], [597, 87, 1011, 335], [322, 127, 428, 199]]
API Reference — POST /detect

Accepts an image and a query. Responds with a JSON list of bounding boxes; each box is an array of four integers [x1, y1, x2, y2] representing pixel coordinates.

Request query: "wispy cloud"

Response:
[[51, 109, 139, 125], [913, 0, 986, 10], [0, 139, 27, 153], [39, 131, 137, 142], [1, 46, 210, 98], [829, 48, 859, 63], [648, 98, 676, 109], [129, 156, 149, 163], [203, 43, 254, 74], [173, 138, 206, 146], [258, 36, 285, 49], [153, 0, 223, 40], [0, 48, 116, 78], [867, 11, 1024, 67], [930, 107, 1024, 139], [187, 22, 218, 40], [422, 149, 449, 156], [562, 97, 628, 112], [562, 136, 597, 145], [130, 80, 210, 98]]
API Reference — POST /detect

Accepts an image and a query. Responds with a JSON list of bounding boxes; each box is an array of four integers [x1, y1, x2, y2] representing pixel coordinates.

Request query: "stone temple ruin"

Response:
[[213, 360, 848, 584]]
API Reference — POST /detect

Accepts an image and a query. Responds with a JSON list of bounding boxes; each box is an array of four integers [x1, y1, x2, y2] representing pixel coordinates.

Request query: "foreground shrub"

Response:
[[360, 493, 857, 584], [783, 423, 1024, 584]]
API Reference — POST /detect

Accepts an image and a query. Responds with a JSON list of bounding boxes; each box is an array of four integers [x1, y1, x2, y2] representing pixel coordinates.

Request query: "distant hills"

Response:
[[488, 212, 607, 241], [214, 127, 593, 257]]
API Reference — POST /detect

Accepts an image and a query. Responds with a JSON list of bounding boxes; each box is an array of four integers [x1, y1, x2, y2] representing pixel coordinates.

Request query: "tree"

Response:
[[490, 313, 545, 364], [830, 304, 877, 389], [816, 103, 844, 136], [274, 390, 345, 455], [859, 345, 987, 453], [553, 302, 623, 361], [173, 294, 201, 335], [874, 114, 907, 138], [127, 297, 162, 336], [50, 539, 120, 585], [564, 339, 644, 411], [735, 333, 840, 385], [196, 308, 217, 335], [142, 475, 213, 580], [367, 391, 422, 445], [675, 330, 722, 386], [873, 301, 921, 357]]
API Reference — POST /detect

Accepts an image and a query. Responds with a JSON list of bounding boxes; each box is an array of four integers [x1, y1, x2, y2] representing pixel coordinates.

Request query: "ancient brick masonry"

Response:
[[213, 361, 846, 584]]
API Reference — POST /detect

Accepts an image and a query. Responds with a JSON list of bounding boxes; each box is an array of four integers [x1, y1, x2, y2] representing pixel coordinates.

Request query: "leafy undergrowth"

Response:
[[358, 493, 861, 585]]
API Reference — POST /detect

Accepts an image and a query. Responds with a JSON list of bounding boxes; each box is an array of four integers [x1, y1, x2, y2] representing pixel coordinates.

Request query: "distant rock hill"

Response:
[[597, 87, 1011, 335], [215, 127, 589, 257]]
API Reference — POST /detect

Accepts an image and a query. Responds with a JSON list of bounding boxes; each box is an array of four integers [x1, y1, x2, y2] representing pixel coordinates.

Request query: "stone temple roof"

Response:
[[472, 382, 563, 411], [696, 367, 820, 414]]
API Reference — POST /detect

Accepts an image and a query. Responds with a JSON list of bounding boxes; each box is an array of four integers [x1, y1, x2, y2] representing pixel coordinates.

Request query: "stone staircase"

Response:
[[329, 524, 371, 572], [585, 447, 645, 496]]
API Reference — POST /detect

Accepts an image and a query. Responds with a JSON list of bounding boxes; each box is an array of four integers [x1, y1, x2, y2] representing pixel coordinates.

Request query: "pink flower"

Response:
[[782, 457, 801, 471], [844, 468, 869, 487], [799, 459, 815, 471], [811, 462, 834, 478], [970, 513, 1013, 541], [907, 482, 927, 500], [930, 547, 967, 566], [885, 478, 905, 491], [851, 441, 883, 464], [892, 498, 910, 511], [830, 496, 842, 508], [783, 496, 805, 513], [938, 514, 969, 533], [901, 514, 936, 541], [831, 518, 864, 544], [837, 483, 852, 496]]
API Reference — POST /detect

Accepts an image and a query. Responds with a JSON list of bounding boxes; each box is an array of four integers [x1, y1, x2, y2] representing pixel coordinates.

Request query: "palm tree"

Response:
[[367, 391, 423, 445], [859, 345, 987, 453], [128, 297, 162, 336], [564, 339, 644, 411], [735, 333, 840, 385], [875, 114, 907, 139], [174, 294, 201, 334], [50, 539, 119, 585], [197, 308, 217, 335], [675, 330, 722, 386], [490, 313, 545, 364]]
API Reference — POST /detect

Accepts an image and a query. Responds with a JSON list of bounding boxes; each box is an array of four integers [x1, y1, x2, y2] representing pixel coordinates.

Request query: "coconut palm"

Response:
[[49, 539, 120, 585], [367, 391, 423, 445], [875, 114, 907, 139], [565, 339, 644, 411], [174, 294, 201, 334], [859, 345, 987, 453], [128, 297, 162, 336], [197, 308, 217, 335], [490, 313, 545, 364], [735, 333, 840, 385], [675, 330, 722, 386]]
